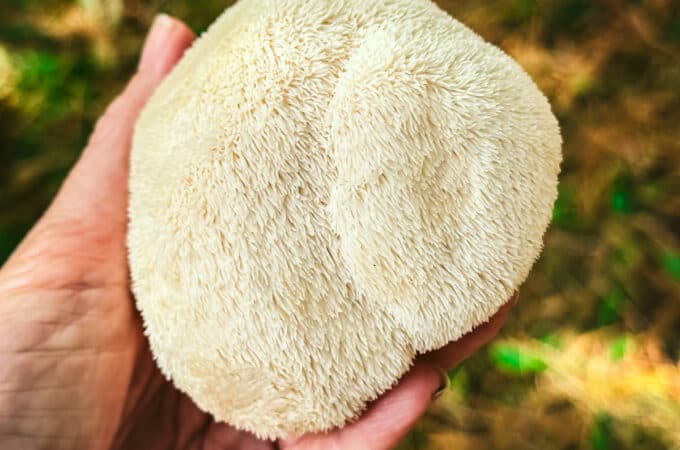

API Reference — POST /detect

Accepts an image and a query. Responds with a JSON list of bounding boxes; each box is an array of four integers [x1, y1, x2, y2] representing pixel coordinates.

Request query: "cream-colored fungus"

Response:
[[128, 0, 562, 439]]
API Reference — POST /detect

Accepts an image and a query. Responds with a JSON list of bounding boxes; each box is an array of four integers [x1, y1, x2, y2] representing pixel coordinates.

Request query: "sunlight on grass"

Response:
[[1, 0, 679, 448]]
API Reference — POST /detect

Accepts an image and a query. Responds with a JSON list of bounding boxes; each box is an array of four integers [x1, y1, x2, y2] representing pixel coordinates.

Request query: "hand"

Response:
[[0, 15, 515, 450]]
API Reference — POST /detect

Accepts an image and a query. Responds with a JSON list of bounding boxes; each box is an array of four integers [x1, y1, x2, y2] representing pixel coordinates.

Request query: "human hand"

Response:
[[0, 14, 515, 450]]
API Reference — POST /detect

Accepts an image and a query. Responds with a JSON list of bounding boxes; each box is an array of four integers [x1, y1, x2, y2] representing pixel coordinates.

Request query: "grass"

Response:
[[1, 1, 679, 448]]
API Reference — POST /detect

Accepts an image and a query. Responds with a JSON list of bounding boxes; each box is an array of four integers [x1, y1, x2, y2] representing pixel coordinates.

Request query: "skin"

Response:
[[0, 15, 515, 450]]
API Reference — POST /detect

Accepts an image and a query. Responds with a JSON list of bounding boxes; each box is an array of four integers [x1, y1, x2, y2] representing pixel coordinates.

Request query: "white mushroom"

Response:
[[128, 0, 562, 439]]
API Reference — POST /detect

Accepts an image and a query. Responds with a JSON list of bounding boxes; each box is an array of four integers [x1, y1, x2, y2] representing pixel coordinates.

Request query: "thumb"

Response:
[[0, 15, 195, 301], [48, 14, 195, 225]]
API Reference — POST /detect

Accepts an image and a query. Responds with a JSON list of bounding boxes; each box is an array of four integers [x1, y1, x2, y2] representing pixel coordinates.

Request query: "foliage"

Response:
[[1, 0, 679, 449]]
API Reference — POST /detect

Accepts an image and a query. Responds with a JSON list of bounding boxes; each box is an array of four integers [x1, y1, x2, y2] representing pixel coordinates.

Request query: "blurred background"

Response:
[[0, 0, 679, 449]]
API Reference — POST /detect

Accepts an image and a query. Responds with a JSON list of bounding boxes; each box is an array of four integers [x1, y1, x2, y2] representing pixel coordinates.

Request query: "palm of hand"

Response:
[[0, 15, 513, 450], [0, 214, 270, 450]]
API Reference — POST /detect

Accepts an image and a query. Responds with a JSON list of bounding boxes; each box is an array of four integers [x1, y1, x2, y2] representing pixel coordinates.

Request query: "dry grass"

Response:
[[1, 0, 679, 448]]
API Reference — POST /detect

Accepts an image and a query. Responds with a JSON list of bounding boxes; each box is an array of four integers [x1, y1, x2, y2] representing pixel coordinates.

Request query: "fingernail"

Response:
[[138, 14, 179, 73], [431, 367, 450, 400]]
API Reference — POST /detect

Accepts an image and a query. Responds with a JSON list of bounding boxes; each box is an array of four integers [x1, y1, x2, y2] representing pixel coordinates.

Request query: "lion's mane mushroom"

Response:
[[128, 0, 562, 439]]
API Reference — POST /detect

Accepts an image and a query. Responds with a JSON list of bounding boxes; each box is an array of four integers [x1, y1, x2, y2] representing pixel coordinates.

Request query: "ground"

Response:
[[1, 1, 679, 449]]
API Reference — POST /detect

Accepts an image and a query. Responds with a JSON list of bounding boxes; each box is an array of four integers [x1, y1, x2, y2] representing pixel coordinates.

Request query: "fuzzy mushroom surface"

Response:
[[128, 0, 562, 440]]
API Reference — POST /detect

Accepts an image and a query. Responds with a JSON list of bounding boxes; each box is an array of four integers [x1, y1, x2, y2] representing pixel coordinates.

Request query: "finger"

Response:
[[423, 292, 518, 369], [281, 363, 444, 450], [282, 294, 517, 450], [49, 14, 195, 223]]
